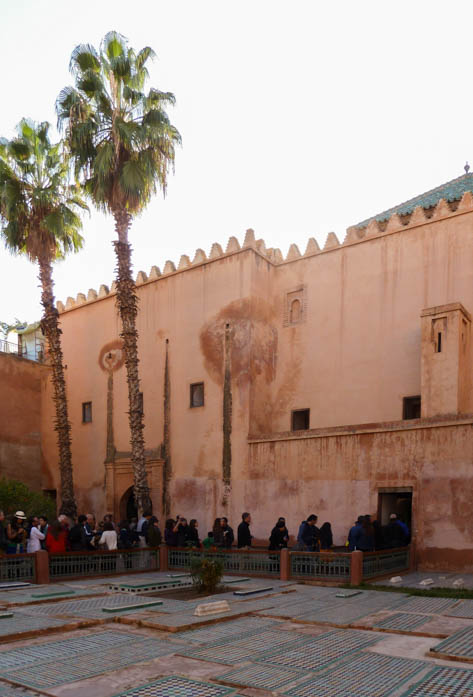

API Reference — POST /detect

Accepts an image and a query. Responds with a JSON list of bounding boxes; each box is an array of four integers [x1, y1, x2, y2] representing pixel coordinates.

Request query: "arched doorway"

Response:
[[119, 486, 138, 522]]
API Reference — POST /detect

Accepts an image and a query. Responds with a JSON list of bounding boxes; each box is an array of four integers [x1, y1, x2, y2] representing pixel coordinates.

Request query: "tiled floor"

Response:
[[112, 676, 236, 696], [373, 612, 432, 632], [178, 627, 306, 664], [400, 666, 473, 696], [256, 629, 381, 671], [282, 652, 428, 697], [0, 577, 472, 696], [430, 626, 473, 659], [0, 630, 174, 689]]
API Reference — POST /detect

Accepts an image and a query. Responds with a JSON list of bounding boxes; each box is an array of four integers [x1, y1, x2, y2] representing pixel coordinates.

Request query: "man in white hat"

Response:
[[6, 511, 27, 554]]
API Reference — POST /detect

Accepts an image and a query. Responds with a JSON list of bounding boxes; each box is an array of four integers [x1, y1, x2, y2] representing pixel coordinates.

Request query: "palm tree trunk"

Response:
[[113, 209, 151, 515], [38, 256, 77, 518]]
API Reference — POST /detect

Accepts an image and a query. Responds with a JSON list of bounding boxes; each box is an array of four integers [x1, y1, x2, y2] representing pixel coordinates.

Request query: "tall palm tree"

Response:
[[57, 32, 181, 514], [0, 119, 86, 517]]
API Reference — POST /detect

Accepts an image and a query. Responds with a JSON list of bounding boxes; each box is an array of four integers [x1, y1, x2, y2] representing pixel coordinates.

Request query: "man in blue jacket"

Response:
[[297, 514, 319, 551]]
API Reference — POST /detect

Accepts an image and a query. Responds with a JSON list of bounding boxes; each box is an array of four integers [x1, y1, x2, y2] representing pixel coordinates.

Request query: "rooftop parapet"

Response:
[[56, 189, 473, 313]]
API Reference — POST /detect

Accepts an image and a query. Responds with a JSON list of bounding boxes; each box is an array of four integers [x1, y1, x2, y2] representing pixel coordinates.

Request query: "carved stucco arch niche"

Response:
[[99, 339, 164, 521]]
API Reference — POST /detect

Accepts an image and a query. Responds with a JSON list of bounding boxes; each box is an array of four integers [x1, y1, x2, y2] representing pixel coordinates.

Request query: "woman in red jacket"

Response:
[[45, 519, 68, 553]]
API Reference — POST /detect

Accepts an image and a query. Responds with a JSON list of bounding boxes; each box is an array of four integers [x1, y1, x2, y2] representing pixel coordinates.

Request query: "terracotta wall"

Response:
[[40, 202, 473, 568], [248, 417, 473, 571], [0, 352, 45, 490]]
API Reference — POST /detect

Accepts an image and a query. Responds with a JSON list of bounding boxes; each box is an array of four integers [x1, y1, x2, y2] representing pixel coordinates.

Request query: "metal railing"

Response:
[[290, 552, 352, 580], [168, 548, 281, 576], [0, 553, 36, 582], [0, 339, 21, 356], [362, 547, 410, 579], [49, 547, 159, 579], [0, 339, 44, 362]]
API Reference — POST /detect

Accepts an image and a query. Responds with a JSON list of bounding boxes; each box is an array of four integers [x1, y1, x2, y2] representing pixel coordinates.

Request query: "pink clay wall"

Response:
[[40, 204, 473, 565]]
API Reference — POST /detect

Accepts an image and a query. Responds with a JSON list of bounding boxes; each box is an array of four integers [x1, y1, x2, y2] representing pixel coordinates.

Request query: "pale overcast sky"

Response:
[[0, 0, 472, 324]]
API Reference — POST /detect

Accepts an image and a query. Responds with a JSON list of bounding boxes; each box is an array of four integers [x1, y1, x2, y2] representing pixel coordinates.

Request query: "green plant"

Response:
[[190, 555, 224, 594], [0, 478, 56, 521]]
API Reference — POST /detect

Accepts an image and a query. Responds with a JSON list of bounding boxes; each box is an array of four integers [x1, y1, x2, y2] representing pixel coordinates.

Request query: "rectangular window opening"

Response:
[[82, 401, 92, 423], [436, 332, 442, 353], [403, 396, 421, 420], [291, 408, 310, 431], [138, 392, 144, 414], [190, 382, 205, 408]]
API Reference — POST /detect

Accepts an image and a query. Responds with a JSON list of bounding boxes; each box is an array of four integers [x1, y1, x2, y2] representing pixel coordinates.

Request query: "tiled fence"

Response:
[[0, 553, 36, 582], [0, 545, 410, 586], [49, 548, 159, 580], [168, 548, 281, 576]]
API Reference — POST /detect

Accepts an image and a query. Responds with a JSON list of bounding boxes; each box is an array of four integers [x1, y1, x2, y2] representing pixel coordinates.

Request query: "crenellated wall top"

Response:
[[56, 189, 473, 314]]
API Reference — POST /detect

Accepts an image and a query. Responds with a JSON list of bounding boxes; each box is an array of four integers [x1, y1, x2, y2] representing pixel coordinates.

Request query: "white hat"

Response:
[[389, 513, 397, 520], [14, 511, 27, 520]]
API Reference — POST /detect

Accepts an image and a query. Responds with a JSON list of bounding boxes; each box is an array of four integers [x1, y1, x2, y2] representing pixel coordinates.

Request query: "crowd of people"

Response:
[[0, 508, 410, 555]]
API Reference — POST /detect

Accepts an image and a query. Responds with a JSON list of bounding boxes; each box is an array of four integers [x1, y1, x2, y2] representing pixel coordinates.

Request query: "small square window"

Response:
[[190, 382, 204, 408], [82, 401, 92, 423], [403, 396, 421, 420], [292, 408, 310, 431]]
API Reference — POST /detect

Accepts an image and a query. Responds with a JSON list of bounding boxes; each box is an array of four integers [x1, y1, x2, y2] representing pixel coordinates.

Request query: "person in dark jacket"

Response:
[[220, 517, 234, 548], [319, 522, 333, 550], [348, 516, 364, 551], [118, 520, 137, 548], [269, 518, 289, 550], [187, 519, 201, 548], [164, 519, 177, 546], [297, 514, 319, 551], [237, 512, 252, 548], [349, 515, 375, 551], [385, 517, 405, 548], [212, 518, 223, 547], [0, 511, 7, 552], [146, 516, 162, 547], [174, 517, 190, 547], [68, 515, 87, 551]]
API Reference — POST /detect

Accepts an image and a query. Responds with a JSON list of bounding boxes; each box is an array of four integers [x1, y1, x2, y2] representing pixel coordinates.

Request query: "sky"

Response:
[[1, 0, 472, 325]]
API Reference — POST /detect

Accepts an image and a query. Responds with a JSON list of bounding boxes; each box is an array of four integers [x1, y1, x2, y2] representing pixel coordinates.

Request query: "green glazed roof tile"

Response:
[[356, 172, 473, 228]]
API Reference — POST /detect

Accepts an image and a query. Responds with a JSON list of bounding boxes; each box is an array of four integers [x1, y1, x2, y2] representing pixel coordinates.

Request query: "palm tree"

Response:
[[0, 119, 86, 517], [57, 32, 181, 514]]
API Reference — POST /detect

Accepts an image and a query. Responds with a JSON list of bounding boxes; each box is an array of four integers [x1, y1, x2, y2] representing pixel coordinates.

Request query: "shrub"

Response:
[[190, 555, 224, 593], [0, 478, 56, 521]]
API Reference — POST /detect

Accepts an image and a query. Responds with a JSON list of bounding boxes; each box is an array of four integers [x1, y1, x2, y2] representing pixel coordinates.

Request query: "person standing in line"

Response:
[[237, 512, 252, 549], [6, 512, 27, 554], [146, 516, 162, 547], [38, 516, 48, 549], [174, 517, 190, 547], [319, 522, 333, 550], [187, 519, 201, 548], [99, 521, 117, 550], [26, 516, 45, 553], [220, 517, 234, 548], [348, 516, 364, 551], [45, 519, 68, 553], [68, 515, 88, 551], [212, 518, 223, 547], [164, 519, 177, 546], [297, 514, 318, 551], [0, 511, 7, 553], [269, 517, 289, 550], [139, 510, 153, 548]]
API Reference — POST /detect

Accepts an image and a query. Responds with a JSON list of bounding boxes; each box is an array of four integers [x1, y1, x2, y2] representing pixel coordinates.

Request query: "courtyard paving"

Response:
[[0, 573, 472, 696]]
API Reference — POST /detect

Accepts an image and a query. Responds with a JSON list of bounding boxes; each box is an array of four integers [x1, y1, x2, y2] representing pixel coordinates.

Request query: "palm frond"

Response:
[[69, 43, 100, 75]]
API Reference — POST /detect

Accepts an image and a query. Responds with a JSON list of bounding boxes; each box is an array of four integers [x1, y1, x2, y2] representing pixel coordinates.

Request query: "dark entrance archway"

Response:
[[120, 486, 137, 522]]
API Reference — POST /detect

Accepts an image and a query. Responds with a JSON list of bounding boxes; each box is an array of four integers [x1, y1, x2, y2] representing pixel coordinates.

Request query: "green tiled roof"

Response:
[[356, 172, 473, 228]]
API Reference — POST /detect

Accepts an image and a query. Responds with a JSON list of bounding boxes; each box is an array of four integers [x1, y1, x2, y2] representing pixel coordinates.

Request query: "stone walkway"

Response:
[[0, 573, 472, 696]]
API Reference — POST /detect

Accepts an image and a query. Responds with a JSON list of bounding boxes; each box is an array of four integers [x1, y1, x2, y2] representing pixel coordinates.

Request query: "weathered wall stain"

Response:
[[162, 339, 171, 515], [222, 323, 232, 504]]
